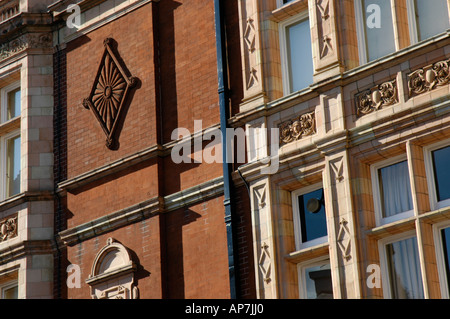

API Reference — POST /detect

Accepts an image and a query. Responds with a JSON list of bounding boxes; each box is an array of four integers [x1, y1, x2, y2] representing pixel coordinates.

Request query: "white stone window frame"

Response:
[[296, 255, 332, 299], [423, 139, 450, 211], [0, 280, 18, 299], [433, 220, 450, 299], [0, 130, 21, 201], [292, 182, 328, 251], [354, 0, 398, 65], [278, 10, 311, 96], [370, 154, 414, 227], [86, 237, 139, 299], [377, 230, 423, 299], [0, 81, 20, 124], [406, 0, 450, 45]]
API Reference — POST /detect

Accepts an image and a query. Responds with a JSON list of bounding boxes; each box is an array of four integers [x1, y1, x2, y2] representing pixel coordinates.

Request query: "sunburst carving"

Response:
[[83, 38, 137, 149]]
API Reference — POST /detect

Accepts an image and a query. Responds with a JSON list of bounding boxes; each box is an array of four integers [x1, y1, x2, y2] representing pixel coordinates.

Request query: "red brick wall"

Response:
[[66, 215, 164, 299], [62, 0, 238, 299], [65, 4, 158, 179]]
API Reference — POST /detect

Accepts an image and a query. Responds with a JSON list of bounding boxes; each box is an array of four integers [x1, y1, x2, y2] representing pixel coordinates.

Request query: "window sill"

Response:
[[269, 0, 308, 23], [0, 117, 20, 136], [285, 242, 329, 264], [366, 215, 416, 240]]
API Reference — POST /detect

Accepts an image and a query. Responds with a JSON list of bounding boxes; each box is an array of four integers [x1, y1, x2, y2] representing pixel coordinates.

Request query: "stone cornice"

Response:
[[58, 123, 221, 193], [57, 176, 224, 247], [0, 240, 53, 265], [0, 191, 54, 213]]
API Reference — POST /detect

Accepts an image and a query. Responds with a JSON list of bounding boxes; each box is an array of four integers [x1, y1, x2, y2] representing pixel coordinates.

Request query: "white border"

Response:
[[378, 230, 422, 299], [0, 280, 18, 299], [405, 0, 419, 45], [296, 255, 332, 299], [433, 220, 450, 299], [370, 154, 414, 226], [424, 140, 450, 211], [0, 81, 20, 124], [0, 130, 21, 201], [292, 182, 327, 251], [278, 11, 311, 96]]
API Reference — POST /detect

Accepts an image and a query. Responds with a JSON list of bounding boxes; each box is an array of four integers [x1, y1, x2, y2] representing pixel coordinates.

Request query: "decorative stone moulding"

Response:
[[0, 33, 52, 62], [0, 214, 18, 243], [83, 38, 137, 150], [279, 111, 316, 145], [86, 238, 139, 299], [355, 79, 398, 116], [408, 59, 450, 97], [0, 1, 19, 24]]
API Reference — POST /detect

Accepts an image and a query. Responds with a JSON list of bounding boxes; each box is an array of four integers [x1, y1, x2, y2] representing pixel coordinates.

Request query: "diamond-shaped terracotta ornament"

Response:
[[83, 38, 137, 149]]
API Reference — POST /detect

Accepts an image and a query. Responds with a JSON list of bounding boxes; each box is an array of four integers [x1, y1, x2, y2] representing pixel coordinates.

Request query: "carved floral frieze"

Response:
[[408, 59, 450, 97], [279, 111, 316, 145], [0, 214, 18, 243], [355, 79, 398, 116], [0, 33, 52, 61]]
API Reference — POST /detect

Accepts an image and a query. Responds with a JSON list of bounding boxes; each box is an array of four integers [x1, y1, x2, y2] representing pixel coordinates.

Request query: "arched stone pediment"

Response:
[[86, 238, 139, 299]]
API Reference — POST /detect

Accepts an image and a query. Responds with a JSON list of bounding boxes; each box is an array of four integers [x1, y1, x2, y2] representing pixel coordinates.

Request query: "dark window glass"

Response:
[[298, 188, 327, 243], [432, 146, 450, 202], [441, 227, 450, 291]]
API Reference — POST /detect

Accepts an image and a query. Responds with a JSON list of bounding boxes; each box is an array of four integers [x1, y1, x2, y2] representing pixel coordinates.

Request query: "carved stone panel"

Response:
[[355, 79, 398, 116], [0, 33, 52, 62], [279, 111, 316, 145], [408, 59, 450, 97], [238, 0, 264, 103], [83, 38, 137, 150], [0, 214, 17, 242], [312, 0, 340, 72]]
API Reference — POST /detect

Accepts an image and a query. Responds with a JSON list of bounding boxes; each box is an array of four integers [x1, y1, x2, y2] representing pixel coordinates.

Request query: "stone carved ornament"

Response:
[[279, 111, 316, 145], [0, 215, 17, 242], [408, 59, 450, 97], [356, 79, 398, 116], [83, 38, 137, 150], [0, 33, 52, 61], [86, 237, 139, 299]]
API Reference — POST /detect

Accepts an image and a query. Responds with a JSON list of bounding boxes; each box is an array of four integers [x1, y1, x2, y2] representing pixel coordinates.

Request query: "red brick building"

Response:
[[48, 0, 254, 299]]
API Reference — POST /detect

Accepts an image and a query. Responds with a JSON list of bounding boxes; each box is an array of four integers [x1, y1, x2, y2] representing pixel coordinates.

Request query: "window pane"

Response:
[[362, 0, 396, 61], [379, 161, 413, 218], [432, 146, 450, 202], [414, 0, 450, 41], [286, 18, 314, 92], [298, 188, 327, 243], [6, 136, 21, 197], [304, 263, 333, 299], [3, 285, 18, 299], [441, 227, 450, 292], [386, 236, 424, 299], [7, 88, 20, 120]]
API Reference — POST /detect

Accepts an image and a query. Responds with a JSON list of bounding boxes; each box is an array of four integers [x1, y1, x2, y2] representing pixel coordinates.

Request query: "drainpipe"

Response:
[[213, 0, 238, 299]]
